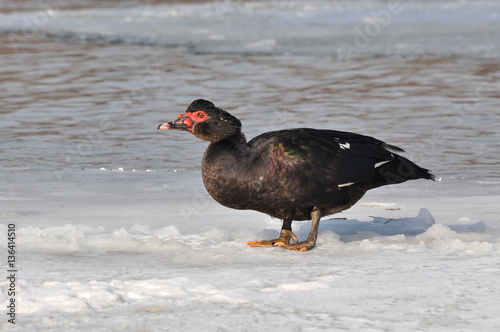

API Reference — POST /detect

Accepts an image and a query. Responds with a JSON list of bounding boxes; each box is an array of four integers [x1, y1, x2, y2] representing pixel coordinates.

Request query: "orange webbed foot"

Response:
[[276, 240, 316, 252], [245, 229, 298, 248]]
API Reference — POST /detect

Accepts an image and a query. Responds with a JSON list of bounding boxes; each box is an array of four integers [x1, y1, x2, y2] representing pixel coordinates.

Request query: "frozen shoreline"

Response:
[[1, 169, 499, 330]]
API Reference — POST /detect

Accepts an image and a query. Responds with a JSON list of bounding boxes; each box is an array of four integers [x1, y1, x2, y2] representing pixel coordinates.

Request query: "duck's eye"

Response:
[[187, 111, 208, 121]]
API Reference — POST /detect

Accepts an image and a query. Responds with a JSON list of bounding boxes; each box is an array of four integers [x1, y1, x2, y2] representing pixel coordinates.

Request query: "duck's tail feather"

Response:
[[372, 154, 435, 188]]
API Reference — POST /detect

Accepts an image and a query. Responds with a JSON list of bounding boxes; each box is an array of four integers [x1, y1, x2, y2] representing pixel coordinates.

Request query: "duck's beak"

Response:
[[158, 114, 192, 131], [157, 122, 172, 130]]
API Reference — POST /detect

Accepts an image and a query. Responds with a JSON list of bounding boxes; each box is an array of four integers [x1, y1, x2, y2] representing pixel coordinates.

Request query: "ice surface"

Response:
[[1, 170, 499, 331], [1, 0, 500, 57], [0, 208, 445, 255], [1, 0, 500, 329]]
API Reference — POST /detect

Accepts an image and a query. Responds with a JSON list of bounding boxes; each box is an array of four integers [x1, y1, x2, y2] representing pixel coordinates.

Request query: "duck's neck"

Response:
[[213, 130, 247, 149], [203, 131, 248, 168]]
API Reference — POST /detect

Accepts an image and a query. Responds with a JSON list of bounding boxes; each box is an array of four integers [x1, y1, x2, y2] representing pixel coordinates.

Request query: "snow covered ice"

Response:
[[1, 170, 500, 331]]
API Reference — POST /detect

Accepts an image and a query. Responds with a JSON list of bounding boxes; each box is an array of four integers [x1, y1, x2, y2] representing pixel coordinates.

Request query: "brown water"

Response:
[[1, 33, 499, 180]]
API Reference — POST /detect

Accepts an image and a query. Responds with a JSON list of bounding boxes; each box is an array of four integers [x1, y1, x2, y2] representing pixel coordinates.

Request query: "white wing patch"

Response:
[[374, 160, 391, 168], [339, 142, 350, 150], [338, 182, 355, 188]]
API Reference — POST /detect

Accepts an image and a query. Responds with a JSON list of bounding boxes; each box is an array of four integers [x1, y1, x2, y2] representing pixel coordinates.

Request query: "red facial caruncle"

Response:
[[178, 110, 209, 132]]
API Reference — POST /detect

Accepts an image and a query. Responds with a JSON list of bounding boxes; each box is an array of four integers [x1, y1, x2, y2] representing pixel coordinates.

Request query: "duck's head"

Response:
[[158, 99, 242, 143]]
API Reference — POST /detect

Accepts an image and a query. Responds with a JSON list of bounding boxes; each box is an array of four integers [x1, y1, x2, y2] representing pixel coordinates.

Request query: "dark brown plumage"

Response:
[[158, 99, 434, 251]]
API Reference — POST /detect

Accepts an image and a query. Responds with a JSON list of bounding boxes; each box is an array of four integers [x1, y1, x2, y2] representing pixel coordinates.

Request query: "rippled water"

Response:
[[1, 37, 499, 180], [0, 0, 499, 181]]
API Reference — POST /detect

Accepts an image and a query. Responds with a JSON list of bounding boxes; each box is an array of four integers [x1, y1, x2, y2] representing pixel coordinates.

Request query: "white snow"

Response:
[[1, 170, 499, 331]]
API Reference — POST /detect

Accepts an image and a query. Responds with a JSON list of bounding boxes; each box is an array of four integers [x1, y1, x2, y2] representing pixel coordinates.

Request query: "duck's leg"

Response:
[[277, 207, 321, 252], [246, 219, 298, 248]]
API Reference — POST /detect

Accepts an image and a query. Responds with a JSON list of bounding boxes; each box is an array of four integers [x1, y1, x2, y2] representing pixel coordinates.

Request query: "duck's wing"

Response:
[[247, 128, 399, 192]]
